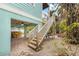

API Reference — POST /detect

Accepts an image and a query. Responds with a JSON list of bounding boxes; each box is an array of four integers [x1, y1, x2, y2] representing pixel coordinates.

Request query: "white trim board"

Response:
[[0, 3, 43, 23]]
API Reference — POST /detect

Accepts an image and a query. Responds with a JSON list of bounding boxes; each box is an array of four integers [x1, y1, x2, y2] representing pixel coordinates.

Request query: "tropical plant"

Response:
[[58, 4, 79, 44]]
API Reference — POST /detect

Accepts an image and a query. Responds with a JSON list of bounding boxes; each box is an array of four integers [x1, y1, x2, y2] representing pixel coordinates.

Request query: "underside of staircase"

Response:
[[27, 16, 55, 51]]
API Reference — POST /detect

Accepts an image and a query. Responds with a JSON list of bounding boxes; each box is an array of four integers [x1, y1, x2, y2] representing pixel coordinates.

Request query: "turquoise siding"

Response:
[[0, 3, 42, 55], [0, 14, 10, 55], [8, 3, 42, 19]]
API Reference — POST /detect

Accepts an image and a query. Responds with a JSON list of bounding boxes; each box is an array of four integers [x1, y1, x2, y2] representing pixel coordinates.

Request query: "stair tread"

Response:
[[28, 43, 37, 49], [32, 39, 37, 41], [30, 40, 37, 45]]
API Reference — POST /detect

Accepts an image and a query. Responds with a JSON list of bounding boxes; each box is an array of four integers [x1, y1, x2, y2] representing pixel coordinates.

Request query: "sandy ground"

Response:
[[11, 37, 57, 56], [11, 35, 79, 56], [11, 38, 34, 56]]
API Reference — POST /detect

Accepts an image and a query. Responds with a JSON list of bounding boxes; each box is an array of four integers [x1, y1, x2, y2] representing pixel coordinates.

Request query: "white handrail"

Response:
[[27, 25, 38, 39], [37, 16, 55, 46]]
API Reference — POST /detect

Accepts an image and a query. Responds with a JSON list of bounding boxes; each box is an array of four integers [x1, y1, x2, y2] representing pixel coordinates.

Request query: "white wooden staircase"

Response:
[[28, 16, 55, 51]]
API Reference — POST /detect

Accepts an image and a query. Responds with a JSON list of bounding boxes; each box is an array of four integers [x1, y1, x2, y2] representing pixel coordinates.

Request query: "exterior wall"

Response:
[[8, 3, 42, 19], [0, 3, 42, 55], [0, 12, 10, 55]]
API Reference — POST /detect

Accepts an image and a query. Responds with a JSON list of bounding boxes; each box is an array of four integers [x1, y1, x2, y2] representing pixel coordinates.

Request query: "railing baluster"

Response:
[[27, 26, 38, 40], [37, 16, 55, 46]]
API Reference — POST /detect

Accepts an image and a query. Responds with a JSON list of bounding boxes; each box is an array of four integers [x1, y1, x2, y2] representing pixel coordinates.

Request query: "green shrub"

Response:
[[59, 19, 79, 44], [67, 22, 79, 44], [59, 19, 68, 32]]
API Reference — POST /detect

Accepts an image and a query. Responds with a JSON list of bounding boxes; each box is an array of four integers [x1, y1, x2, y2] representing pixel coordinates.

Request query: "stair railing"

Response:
[[27, 25, 38, 40], [37, 16, 55, 46]]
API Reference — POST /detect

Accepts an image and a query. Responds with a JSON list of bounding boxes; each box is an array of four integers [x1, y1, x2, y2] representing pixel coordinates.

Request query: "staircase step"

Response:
[[32, 39, 37, 41], [30, 40, 37, 45], [28, 43, 37, 49]]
